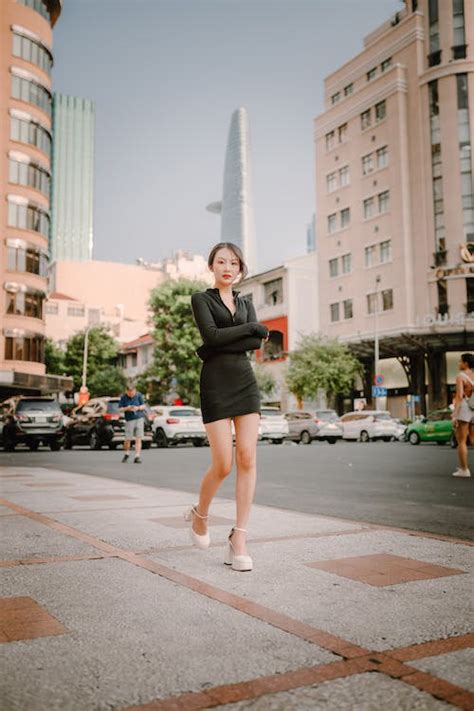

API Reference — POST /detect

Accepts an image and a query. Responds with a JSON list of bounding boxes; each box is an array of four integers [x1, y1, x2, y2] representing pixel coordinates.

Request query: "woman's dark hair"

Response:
[[460, 353, 474, 368], [207, 242, 248, 280]]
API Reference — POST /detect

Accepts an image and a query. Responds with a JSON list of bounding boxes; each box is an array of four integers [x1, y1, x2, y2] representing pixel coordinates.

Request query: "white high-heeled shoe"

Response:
[[224, 527, 253, 572], [183, 505, 210, 549]]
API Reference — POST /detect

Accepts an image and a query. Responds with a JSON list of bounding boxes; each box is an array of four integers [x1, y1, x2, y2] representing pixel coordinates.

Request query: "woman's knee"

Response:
[[212, 458, 233, 479], [236, 448, 256, 471]]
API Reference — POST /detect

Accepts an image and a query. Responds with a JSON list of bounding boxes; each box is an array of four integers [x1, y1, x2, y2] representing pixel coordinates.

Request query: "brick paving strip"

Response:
[[1, 494, 473, 710]]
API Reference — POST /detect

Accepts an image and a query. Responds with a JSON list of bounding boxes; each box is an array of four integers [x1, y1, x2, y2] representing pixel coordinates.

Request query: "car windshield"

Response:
[[261, 409, 282, 417], [170, 409, 199, 417], [316, 411, 337, 421], [107, 401, 120, 414], [374, 413, 392, 421], [16, 399, 60, 412]]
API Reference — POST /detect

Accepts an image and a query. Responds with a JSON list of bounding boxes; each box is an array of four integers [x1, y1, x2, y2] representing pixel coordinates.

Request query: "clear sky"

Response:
[[52, 0, 403, 273]]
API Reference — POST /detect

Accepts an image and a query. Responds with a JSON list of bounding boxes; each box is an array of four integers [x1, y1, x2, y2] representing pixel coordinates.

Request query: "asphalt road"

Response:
[[1, 440, 473, 540]]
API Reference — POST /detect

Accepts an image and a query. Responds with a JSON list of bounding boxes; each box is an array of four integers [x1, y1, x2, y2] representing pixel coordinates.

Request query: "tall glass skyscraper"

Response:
[[50, 93, 95, 261]]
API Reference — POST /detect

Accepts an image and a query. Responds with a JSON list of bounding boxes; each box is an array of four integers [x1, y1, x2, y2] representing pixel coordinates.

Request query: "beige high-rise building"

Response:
[[0, 0, 71, 396], [315, 0, 474, 413]]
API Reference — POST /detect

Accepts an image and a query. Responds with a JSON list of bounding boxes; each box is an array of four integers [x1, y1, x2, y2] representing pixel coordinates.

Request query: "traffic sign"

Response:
[[374, 374, 384, 386], [372, 386, 387, 397]]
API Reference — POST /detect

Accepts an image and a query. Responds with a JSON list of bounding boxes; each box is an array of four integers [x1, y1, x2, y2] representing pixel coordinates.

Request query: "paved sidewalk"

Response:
[[0, 465, 473, 711]]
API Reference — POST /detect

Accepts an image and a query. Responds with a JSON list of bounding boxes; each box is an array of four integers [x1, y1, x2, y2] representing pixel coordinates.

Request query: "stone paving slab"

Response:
[[410, 648, 474, 693]]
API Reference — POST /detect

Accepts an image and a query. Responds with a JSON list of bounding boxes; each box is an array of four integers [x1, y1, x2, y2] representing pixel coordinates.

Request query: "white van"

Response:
[[339, 410, 398, 442]]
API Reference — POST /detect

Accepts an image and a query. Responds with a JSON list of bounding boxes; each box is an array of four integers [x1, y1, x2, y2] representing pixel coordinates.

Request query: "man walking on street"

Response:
[[119, 382, 146, 464]]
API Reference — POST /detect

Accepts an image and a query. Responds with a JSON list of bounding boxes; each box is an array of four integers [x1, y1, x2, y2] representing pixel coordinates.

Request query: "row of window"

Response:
[[7, 241, 48, 277], [4, 335, 44, 363], [327, 191, 389, 234], [328, 207, 351, 233], [6, 289, 43, 319], [8, 200, 50, 237], [325, 101, 386, 151], [18, 0, 51, 22], [328, 240, 392, 278], [428, 0, 466, 66], [329, 289, 394, 323], [330, 58, 392, 106], [12, 30, 53, 75], [9, 158, 51, 197], [11, 74, 52, 117], [326, 146, 388, 193], [10, 114, 51, 157]]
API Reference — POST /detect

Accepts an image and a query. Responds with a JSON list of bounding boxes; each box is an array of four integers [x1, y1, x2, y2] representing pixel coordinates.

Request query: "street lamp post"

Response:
[[374, 275, 381, 408], [82, 327, 90, 389]]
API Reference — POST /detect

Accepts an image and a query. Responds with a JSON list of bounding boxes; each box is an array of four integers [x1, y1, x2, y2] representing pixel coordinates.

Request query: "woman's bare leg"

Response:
[[232, 413, 260, 556], [192, 419, 233, 536], [457, 421, 469, 470]]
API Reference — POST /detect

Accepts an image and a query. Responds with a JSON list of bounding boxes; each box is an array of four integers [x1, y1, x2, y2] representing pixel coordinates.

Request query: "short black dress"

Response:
[[191, 289, 269, 424]]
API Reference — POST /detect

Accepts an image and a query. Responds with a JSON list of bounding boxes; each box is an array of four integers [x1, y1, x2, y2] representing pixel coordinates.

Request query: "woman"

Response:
[[185, 242, 269, 571], [452, 352, 474, 478]]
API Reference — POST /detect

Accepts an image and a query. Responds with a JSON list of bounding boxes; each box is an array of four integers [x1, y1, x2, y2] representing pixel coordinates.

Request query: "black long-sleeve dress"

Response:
[[191, 288, 269, 424]]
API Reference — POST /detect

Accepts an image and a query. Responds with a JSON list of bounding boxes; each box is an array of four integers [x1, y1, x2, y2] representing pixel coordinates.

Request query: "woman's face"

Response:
[[460, 358, 468, 370], [211, 247, 241, 286]]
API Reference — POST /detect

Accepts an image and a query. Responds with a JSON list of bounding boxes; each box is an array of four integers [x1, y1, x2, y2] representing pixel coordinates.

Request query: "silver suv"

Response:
[[151, 406, 207, 448], [0, 396, 65, 451]]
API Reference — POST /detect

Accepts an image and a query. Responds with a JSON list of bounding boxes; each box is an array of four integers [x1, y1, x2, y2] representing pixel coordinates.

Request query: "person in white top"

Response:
[[452, 352, 474, 478]]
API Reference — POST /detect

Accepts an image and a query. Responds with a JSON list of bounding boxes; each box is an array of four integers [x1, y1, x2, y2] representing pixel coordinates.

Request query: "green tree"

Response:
[[286, 335, 362, 406], [148, 278, 209, 406], [44, 338, 65, 375], [253, 363, 276, 400], [63, 326, 125, 396]]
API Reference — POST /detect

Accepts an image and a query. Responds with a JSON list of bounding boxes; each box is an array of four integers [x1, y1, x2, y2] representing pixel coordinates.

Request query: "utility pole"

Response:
[[374, 274, 381, 408], [82, 327, 90, 389]]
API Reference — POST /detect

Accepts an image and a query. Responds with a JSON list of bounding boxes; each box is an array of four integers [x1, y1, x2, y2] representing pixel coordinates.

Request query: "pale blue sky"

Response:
[[52, 0, 402, 272]]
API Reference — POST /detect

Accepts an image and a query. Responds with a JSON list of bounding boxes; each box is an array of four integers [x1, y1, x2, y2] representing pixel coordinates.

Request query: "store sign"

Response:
[[415, 312, 473, 327], [460, 242, 474, 263], [435, 264, 474, 278]]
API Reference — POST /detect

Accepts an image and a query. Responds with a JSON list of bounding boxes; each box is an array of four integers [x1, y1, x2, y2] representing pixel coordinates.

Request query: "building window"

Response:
[[437, 279, 448, 316], [340, 207, 351, 228], [67, 305, 85, 317], [428, 0, 441, 65], [361, 109, 371, 130], [6, 287, 43, 319], [325, 130, 335, 151], [341, 253, 352, 274], [382, 289, 393, 311], [9, 157, 51, 197], [330, 303, 340, 322], [45, 302, 58, 315], [339, 165, 350, 186], [367, 67, 377, 82], [5, 334, 44, 363], [375, 100, 386, 122], [364, 197, 375, 219], [344, 83, 353, 96], [338, 123, 348, 143], [365, 245, 376, 267], [12, 30, 53, 75], [466, 279, 474, 315], [362, 153, 374, 175], [381, 57, 392, 72], [329, 258, 339, 277], [11, 74, 52, 117], [263, 331, 284, 361], [326, 172, 337, 193], [380, 239, 392, 263], [18, 0, 51, 22], [367, 293, 378, 314], [452, 0, 466, 59], [376, 145, 388, 169], [429, 80, 445, 251], [328, 213, 337, 233], [6, 241, 47, 276], [343, 299, 353, 319], [331, 92, 340, 105], [10, 115, 51, 157], [7, 199, 50, 237], [263, 278, 283, 306], [456, 74, 474, 242], [378, 190, 390, 213]]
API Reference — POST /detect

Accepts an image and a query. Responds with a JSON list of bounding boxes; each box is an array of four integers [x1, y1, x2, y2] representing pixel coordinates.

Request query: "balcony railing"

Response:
[[452, 44, 467, 60], [428, 50, 442, 67]]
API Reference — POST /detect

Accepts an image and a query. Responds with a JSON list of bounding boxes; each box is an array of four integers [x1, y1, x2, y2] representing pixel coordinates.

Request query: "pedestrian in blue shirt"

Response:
[[119, 382, 146, 463]]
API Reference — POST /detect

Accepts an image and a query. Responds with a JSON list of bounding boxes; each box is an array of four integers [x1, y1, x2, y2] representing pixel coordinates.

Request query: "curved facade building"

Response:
[[0, 0, 68, 395], [212, 107, 258, 275]]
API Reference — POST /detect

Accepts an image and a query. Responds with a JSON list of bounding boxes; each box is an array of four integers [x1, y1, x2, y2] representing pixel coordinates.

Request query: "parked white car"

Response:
[[339, 410, 399, 442], [259, 407, 289, 444], [151, 406, 207, 448]]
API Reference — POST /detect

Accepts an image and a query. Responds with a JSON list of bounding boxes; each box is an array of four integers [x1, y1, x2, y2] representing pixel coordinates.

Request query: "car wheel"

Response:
[[155, 429, 169, 448], [300, 430, 312, 445], [409, 431, 420, 445], [108, 442, 117, 450], [360, 430, 370, 443], [193, 439, 204, 447], [89, 430, 102, 450], [28, 440, 39, 451], [327, 438, 337, 444], [50, 440, 62, 451]]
